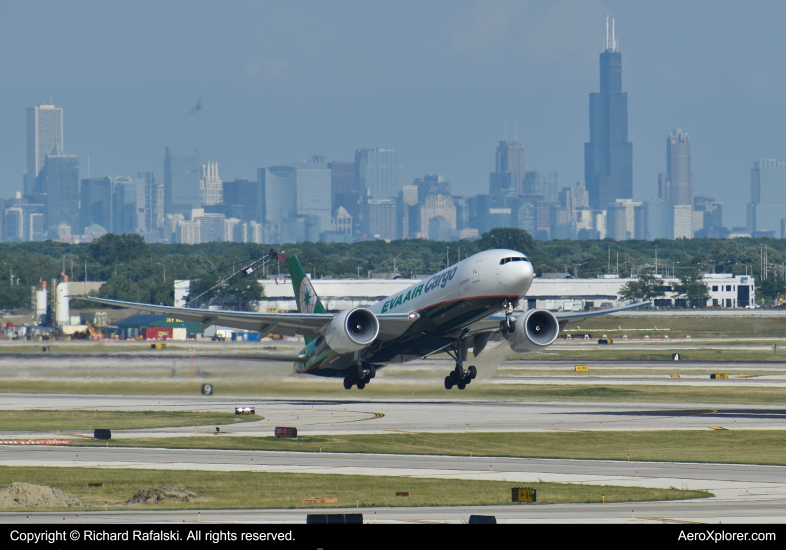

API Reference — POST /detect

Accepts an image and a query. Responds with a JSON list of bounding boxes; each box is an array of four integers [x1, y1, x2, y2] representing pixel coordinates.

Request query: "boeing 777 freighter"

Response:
[[83, 249, 646, 390]]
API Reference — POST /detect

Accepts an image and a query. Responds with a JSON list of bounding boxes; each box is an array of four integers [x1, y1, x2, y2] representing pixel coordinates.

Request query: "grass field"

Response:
[[0, 466, 710, 511], [0, 410, 258, 432], [528, 348, 786, 363], [496, 367, 781, 376], [74, 430, 786, 466], [1, 380, 785, 404], [560, 315, 786, 339]]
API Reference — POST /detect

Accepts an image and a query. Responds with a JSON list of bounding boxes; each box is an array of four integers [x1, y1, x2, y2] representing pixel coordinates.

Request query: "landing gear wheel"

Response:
[[343, 377, 353, 390], [457, 381, 466, 390], [357, 380, 366, 390], [500, 321, 509, 334], [444, 376, 453, 390], [449, 371, 460, 383], [361, 374, 371, 384], [468, 366, 477, 379], [367, 366, 376, 379], [508, 320, 516, 332]]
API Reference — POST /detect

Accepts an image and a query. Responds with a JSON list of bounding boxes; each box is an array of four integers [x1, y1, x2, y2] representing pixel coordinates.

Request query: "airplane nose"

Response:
[[521, 260, 535, 292]]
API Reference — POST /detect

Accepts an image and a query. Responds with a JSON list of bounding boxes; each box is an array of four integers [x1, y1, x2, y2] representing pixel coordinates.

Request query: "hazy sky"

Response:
[[2, 0, 785, 227]]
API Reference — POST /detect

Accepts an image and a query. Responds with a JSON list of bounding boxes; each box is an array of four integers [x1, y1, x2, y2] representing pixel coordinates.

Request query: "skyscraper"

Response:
[[200, 162, 223, 206], [294, 159, 332, 241], [328, 160, 356, 208], [26, 104, 64, 197], [584, 17, 633, 209], [748, 160, 786, 235], [355, 149, 399, 200], [38, 155, 79, 236], [110, 176, 137, 234], [80, 176, 112, 232], [135, 171, 164, 236], [222, 179, 258, 223], [164, 146, 201, 218], [258, 165, 297, 242], [494, 140, 526, 194], [658, 129, 694, 206]]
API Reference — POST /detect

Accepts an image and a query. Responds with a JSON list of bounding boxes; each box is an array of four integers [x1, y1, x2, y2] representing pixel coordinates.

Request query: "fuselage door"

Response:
[[471, 260, 482, 283]]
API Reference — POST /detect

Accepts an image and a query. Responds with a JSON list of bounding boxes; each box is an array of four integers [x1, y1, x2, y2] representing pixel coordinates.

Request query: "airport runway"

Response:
[[3, 500, 786, 524], [1, 395, 785, 438], [2, 352, 785, 388]]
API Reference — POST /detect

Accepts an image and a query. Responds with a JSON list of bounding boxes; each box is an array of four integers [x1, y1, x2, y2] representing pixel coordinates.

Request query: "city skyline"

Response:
[[2, 2, 786, 229]]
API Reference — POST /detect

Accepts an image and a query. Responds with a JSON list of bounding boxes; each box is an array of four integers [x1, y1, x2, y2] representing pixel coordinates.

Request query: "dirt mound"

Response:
[[126, 487, 199, 505], [0, 482, 84, 508]]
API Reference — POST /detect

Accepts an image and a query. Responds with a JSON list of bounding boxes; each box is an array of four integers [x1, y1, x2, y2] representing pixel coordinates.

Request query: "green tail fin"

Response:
[[287, 256, 326, 315]]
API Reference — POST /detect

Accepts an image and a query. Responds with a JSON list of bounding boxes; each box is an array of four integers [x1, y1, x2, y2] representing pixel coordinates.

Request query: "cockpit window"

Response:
[[500, 256, 527, 265]]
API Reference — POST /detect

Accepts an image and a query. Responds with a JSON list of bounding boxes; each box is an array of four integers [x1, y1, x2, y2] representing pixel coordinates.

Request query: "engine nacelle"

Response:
[[504, 309, 560, 353], [324, 307, 380, 353]]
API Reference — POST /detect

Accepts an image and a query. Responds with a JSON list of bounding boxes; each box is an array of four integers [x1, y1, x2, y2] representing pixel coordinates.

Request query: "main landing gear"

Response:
[[444, 364, 477, 390], [343, 364, 376, 390], [444, 337, 477, 390]]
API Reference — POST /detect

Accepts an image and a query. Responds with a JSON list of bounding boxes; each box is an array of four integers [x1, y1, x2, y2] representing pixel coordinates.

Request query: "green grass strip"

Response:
[[0, 466, 710, 511]]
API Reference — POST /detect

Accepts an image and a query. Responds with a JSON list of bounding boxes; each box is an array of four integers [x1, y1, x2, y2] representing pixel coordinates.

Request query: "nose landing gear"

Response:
[[499, 299, 517, 334]]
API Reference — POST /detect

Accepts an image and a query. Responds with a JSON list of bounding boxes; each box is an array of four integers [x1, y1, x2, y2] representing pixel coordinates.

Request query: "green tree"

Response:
[[477, 228, 533, 254], [758, 277, 786, 304], [89, 234, 148, 266], [674, 269, 710, 307], [619, 272, 663, 302]]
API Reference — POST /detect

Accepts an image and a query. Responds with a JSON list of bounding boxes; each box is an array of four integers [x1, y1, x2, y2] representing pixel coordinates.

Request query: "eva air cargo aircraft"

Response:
[[83, 249, 646, 390]]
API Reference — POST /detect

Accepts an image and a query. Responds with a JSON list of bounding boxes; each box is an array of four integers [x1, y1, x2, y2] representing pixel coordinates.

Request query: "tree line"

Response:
[[0, 228, 784, 311]]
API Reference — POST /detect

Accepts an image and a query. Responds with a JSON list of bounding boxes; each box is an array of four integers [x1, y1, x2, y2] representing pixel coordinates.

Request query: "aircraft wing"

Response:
[[75, 296, 419, 340], [465, 300, 651, 334], [75, 296, 333, 337]]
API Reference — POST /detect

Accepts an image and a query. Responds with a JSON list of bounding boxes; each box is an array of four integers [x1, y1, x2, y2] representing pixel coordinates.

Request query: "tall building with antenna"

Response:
[[584, 16, 633, 210]]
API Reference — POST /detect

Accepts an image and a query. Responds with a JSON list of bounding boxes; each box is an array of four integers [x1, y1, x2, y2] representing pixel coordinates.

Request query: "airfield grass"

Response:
[[75, 430, 786, 466], [560, 315, 786, 339], [528, 348, 786, 362], [1, 380, 785, 405], [0, 466, 710, 511], [496, 368, 781, 377], [0, 410, 258, 432]]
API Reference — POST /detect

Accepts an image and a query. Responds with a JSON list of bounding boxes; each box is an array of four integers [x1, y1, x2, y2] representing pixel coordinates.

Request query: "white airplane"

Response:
[[82, 249, 647, 390]]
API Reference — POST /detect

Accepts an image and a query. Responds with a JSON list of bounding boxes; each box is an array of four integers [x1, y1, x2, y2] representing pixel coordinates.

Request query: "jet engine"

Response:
[[503, 309, 560, 353], [324, 307, 380, 353]]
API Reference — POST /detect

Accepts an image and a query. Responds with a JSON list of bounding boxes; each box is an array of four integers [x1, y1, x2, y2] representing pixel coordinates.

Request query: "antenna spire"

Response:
[[612, 18, 616, 52], [605, 15, 609, 51]]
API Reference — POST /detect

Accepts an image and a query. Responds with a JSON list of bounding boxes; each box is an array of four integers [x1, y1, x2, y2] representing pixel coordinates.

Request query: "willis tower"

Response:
[[584, 17, 633, 209]]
